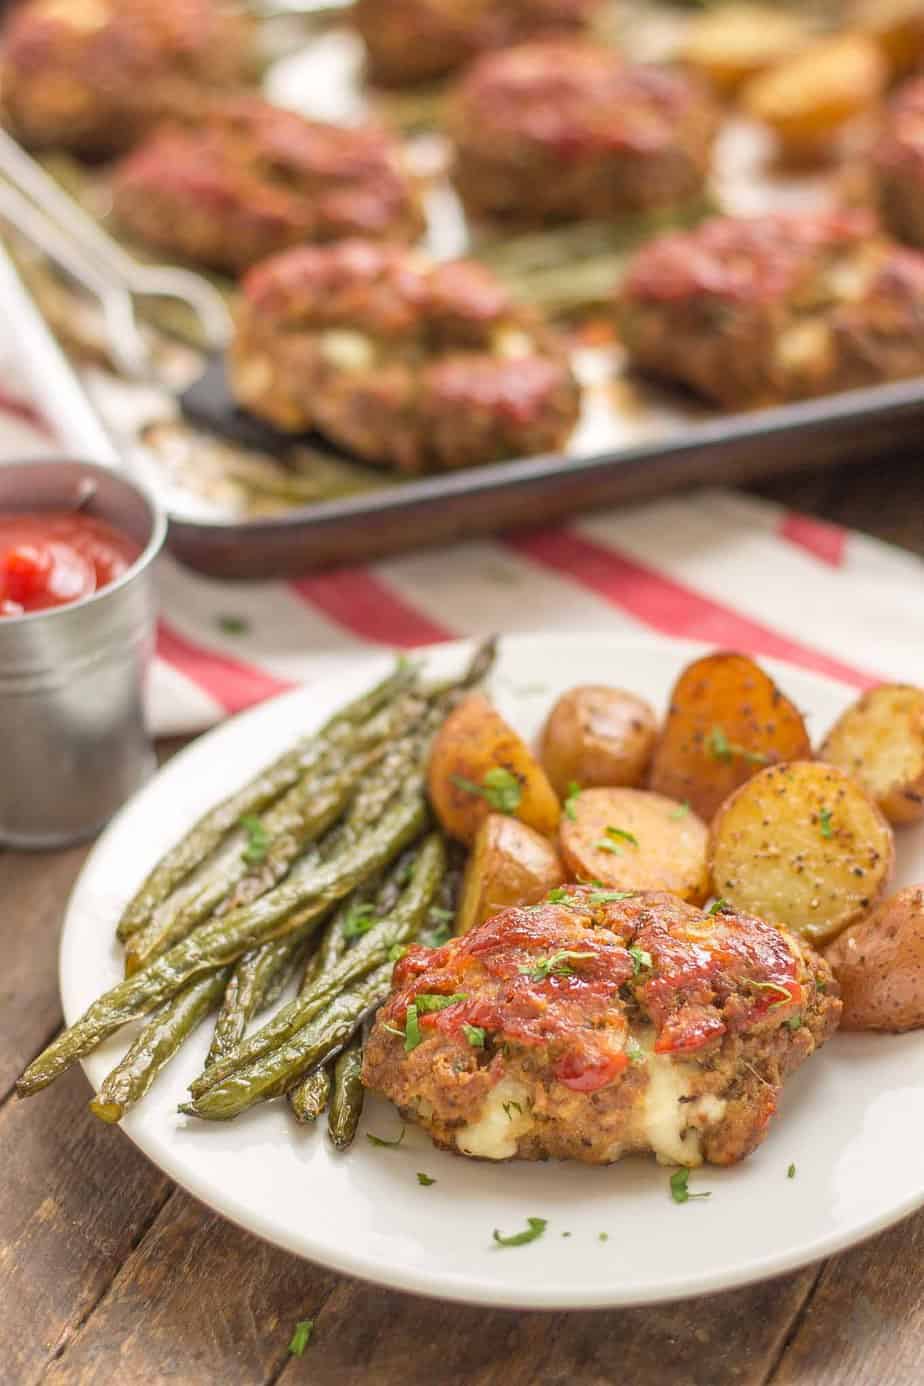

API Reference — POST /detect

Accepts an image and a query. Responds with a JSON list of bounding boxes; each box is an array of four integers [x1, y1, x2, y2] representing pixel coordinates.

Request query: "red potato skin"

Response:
[[539, 685, 658, 797], [825, 887, 924, 1031]]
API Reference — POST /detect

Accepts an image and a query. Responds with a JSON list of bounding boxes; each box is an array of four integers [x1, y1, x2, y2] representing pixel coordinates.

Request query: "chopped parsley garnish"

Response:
[[404, 1004, 422, 1052], [547, 888, 636, 908], [342, 903, 377, 938], [240, 815, 269, 865], [217, 613, 250, 637], [816, 978, 828, 994], [598, 1232, 609, 1243], [750, 979, 794, 1007], [451, 767, 522, 814], [787, 1163, 797, 1179], [589, 890, 637, 905], [819, 806, 834, 839], [670, 801, 691, 820], [492, 1217, 548, 1248], [417, 1172, 436, 1186], [786, 1014, 803, 1031], [520, 949, 595, 981], [595, 838, 624, 855], [707, 724, 769, 766], [415, 992, 466, 1013], [366, 1126, 406, 1148], [628, 944, 652, 975], [503, 1100, 523, 1121], [669, 1168, 711, 1204], [564, 781, 581, 821], [605, 826, 639, 847], [548, 887, 569, 902], [625, 1037, 645, 1064], [707, 897, 730, 916], [463, 1023, 486, 1048], [388, 944, 407, 963], [288, 1319, 314, 1357]]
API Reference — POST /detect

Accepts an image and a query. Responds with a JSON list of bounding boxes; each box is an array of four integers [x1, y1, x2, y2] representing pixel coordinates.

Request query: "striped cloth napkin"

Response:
[[2, 372, 923, 737]]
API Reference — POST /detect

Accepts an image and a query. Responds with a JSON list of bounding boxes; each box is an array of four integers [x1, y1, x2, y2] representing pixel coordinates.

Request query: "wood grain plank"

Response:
[[272, 1266, 818, 1386], [0, 846, 88, 1101], [770, 1210, 924, 1386], [40, 1190, 340, 1386], [0, 1067, 172, 1385]]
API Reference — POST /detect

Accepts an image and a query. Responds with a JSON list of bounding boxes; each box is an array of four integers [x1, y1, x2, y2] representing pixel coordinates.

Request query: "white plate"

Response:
[[60, 634, 924, 1309]]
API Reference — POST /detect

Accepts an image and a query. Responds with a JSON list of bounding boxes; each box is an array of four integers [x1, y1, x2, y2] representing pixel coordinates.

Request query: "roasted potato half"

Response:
[[648, 651, 812, 823], [852, 0, 924, 76], [742, 34, 887, 160], [427, 692, 561, 845], [680, 4, 808, 93], [559, 786, 710, 904], [456, 813, 565, 935], [709, 761, 894, 946], [819, 684, 924, 825], [539, 684, 658, 798], [824, 886, 924, 1031]]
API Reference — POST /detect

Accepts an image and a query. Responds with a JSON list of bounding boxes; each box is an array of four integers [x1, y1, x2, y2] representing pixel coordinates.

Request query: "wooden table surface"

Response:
[[3, 454, 923, 1386]]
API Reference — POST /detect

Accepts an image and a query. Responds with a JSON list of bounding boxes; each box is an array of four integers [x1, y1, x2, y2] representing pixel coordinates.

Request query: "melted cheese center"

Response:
[[456, 1077, 533, 1160]]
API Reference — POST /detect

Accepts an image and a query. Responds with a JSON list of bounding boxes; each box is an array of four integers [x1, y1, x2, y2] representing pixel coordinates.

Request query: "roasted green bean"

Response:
[[289, 1065, 332, 1123], [116, 660, 416, 942], [89, 967, 232, 1124], [182, 834, 445, 1120], [17, 793, 428, 1097], [205, 931, 308, 1069], [328, 1034, 365, 1150], [187, 832, 441, 1099]]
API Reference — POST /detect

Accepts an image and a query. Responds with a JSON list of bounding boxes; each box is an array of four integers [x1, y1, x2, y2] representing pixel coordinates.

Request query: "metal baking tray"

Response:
[[2, 3, 923, 579]]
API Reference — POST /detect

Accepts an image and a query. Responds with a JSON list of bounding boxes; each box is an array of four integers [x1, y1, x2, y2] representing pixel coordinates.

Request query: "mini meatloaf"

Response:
[[871, 78, 924, 248], [229, 240, 580, 471], [353, 0, 600, 88], [0, 0, 252, 157], [363, 889, 840, 1166], [447, 41, 718, 224], [618, 209, 924, 408], [111, 99, 424, 275]]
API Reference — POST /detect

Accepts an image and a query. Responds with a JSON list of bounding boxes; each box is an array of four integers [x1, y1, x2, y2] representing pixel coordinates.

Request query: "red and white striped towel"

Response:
[[3, 375, 922, 736]]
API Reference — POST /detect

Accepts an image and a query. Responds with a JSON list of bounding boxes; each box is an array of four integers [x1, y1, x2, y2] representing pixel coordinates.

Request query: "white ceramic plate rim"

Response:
[[59, 634, 924, 1309]]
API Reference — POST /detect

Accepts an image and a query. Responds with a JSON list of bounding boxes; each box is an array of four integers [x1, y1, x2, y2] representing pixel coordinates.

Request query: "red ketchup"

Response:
[[0, 512, 141, 618]]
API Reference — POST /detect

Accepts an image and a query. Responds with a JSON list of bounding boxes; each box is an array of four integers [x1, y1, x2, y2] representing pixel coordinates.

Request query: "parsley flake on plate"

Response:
[[493, 1217, 548, 1248], [366, 1126, 406, 1149], [463, 1023, 486, 1048], [787, 1163, 797, 1179], [415, 992, 466, 1014], [669, 1168, 711, 1204], [707, 724, 769, 766], [564, 781, 581, 821], [451, 767, 523, 814], [819, 806, 834, 838], [417, 1172, 436, 1186], [288, 1319, 314, 1357], [217, 614, 250, 637], [670, 801, 691, 820], [707, 897, 730, 916]]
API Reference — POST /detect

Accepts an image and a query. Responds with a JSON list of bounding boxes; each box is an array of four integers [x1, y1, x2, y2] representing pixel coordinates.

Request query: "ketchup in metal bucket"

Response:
[[0, 511, 141, 617]]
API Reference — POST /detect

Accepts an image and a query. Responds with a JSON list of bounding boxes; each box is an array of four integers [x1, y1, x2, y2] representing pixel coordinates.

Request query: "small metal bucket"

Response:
[[0, 459, 166, 848]]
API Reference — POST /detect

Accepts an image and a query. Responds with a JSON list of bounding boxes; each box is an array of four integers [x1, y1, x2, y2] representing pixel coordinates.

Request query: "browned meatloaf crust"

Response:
[[229, 239, 580, 472], [0, 0, 252, 157], [363, 888, 840, 1166], [111, 98, 424, 275], [447, 40, 718, 224], [618, 209, 924, 408], [872, 77, 924, 248], [353, 0, 600, 88]]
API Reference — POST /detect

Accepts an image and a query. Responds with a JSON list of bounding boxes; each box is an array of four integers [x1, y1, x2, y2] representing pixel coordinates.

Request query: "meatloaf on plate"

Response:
[[353, 0, 600, 88], [448, 40, 718, 224], [618, 208, 924, 407], [363, 888, 840, 1166], [111, 98, 424, 275], [871, 77, 924, 248], [229, 239, 580, 471], [0, 0, 252, 157]]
